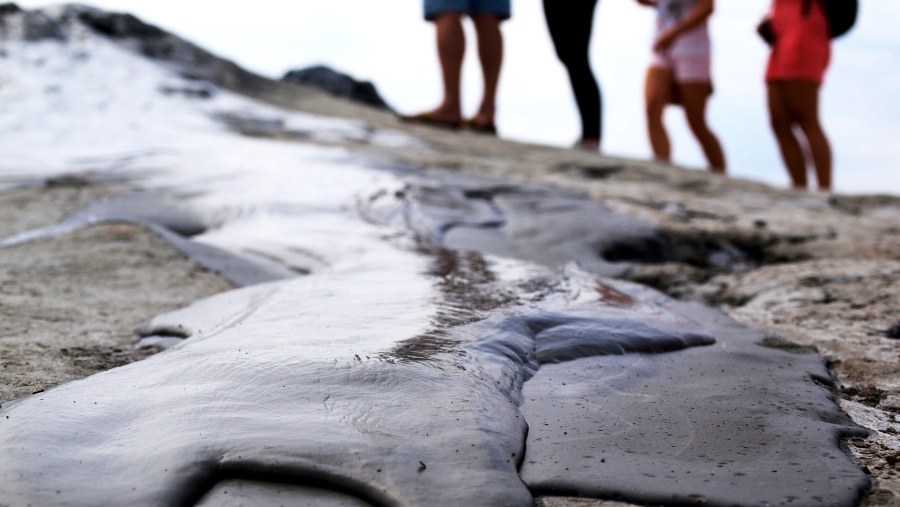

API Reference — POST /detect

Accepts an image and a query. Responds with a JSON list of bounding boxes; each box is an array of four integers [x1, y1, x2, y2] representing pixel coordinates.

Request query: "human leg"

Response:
[[470, 13, 503, 129], [679, 82, 726, 173], [427, 12, 467, 124], [767, 81, 808, 189], [645, 66, 673, 162], [783, 80, 831, 191], [401, 3, 469, 128], [543, 0, 601, 146]]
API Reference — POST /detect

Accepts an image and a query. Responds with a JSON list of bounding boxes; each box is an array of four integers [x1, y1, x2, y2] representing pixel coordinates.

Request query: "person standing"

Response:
[[543, 0, 602, 151], [637, 0, 726, 173], [402, 0, 510, 135], [760, 0, 832, 191]]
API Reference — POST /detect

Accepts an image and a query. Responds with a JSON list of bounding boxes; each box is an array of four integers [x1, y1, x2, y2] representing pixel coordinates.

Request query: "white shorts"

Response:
[[651, 51, 711, 83]]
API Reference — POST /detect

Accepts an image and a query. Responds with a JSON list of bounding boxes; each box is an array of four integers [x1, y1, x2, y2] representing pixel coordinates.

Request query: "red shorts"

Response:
[[765, 0, 831, 84]]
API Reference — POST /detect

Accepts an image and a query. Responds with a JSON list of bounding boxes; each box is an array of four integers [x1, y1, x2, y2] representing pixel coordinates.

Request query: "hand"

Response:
[[653, 32, 676, 52]]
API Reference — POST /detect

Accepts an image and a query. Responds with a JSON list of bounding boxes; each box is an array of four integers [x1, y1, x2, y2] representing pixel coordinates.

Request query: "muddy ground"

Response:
[[0, 102, 898, 505]]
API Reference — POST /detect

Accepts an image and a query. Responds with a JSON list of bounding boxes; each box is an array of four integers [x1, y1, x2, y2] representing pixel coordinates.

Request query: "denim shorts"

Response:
[[424, 0, 511, 20]]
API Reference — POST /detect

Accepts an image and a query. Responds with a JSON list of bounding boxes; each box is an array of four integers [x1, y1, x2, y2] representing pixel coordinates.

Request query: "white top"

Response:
[[656, 0, 710, 57]]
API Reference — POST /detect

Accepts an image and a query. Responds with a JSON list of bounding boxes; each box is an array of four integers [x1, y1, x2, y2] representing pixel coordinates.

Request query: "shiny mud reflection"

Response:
[[0, 11, 870, 505], [0, 163, 869, 507], [0, 249, 868, 507], [0, 241, 716, 507]]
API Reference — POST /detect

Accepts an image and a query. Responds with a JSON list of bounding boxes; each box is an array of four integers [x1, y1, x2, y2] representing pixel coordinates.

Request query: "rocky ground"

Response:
[[1, 87, 897, 505], [0, 181, 232, 403]]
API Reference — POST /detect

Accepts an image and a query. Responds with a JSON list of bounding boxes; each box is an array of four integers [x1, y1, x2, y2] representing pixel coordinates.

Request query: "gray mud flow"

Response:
[[0, 164, 869, 507], [0, 6, 872, 506], [0, 248, 704, 506]]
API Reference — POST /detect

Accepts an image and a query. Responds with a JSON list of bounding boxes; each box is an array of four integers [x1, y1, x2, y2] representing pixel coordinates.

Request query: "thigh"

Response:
[[646, 66, 675, 110], [766, 80, 792, 126], [672, 54, 711, 86], [780, 79, 821, 125], [543, 0, 597, 55]]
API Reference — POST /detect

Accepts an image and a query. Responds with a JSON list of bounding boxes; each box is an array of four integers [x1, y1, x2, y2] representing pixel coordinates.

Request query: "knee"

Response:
[[553, 43, 585, 68], [796, 116, 824, 136], [646, 99, 666, 121], [769, 113, 793, 135], [683, 107, 703, 127], [561, 62, 591, 87]]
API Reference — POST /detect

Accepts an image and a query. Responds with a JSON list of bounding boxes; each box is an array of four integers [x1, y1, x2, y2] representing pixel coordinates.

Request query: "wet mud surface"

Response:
[[0, 172, 870, 507]]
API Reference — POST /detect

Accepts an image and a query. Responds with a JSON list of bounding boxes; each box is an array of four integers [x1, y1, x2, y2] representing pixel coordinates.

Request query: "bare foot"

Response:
[[399, 108, 462, 129]]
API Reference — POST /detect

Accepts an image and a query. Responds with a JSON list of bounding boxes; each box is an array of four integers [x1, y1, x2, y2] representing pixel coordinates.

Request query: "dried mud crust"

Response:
[[0, 185, 233, 404]]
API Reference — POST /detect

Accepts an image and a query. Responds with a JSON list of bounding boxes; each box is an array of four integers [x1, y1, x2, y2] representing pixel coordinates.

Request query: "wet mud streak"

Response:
[[381, 248, 515, 363], [389, 169, 668, 276]]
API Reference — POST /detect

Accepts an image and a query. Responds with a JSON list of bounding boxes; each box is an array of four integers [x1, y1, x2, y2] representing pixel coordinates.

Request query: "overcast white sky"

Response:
[[16, 1, 900, 195]]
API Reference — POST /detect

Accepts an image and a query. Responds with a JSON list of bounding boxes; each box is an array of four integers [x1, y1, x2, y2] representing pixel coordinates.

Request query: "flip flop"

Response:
[[464, 119, 497, 136], [399, 112, 462, 130]]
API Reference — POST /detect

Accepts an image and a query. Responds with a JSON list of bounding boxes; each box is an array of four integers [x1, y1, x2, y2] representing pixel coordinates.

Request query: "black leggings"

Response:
[[543, 0, 602, 142]]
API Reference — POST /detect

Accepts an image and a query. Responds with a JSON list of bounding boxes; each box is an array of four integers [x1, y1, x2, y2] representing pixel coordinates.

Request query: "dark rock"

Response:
[[74, 8, 166, 40], [0, 3, 20, 17], [601, 236, 670, 264], [841, 385, 887, 407], [282, 65, 392, 110], [886, 322, 900, 339]]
